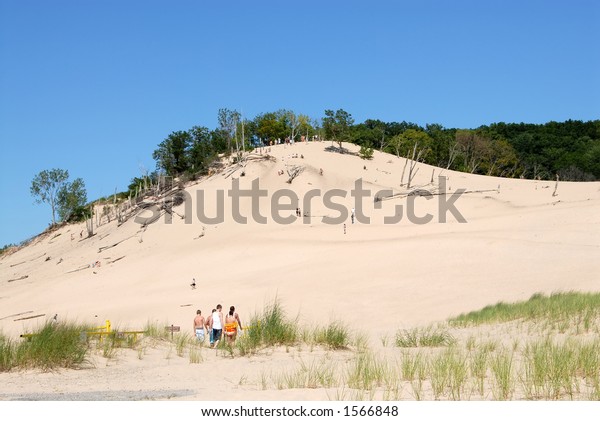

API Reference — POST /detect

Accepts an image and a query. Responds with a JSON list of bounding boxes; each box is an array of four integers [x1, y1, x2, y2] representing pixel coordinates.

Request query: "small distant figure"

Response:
[[80, 230, 83, 238], [52, 314, 58, 324], [319, 168, 323, 176], [193, 310, 205, 342], [351, 208, 355, 224], [363, 165, 366, 170], [295, 207, 301, 217], [70, 233, 74, 241], [344, 223, 346, 234], [190, 278, 196, 289]]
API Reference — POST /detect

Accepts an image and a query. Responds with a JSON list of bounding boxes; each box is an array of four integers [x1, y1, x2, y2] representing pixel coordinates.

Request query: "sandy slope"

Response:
[[1, 142, 599, 400]]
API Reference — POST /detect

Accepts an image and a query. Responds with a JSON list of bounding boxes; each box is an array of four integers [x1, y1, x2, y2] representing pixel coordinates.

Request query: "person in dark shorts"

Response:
[[211, 304, 224, 347]]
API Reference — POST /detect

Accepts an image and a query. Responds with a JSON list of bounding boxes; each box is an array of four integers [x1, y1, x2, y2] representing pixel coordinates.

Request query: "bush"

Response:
[[359, 144, 374, 160]]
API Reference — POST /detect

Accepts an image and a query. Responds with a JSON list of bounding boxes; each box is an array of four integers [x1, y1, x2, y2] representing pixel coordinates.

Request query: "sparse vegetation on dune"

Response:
[[3, 294, 600, 400]]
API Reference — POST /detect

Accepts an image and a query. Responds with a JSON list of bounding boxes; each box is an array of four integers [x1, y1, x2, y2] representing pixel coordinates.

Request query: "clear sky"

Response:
[[0, 0, 598, 246]]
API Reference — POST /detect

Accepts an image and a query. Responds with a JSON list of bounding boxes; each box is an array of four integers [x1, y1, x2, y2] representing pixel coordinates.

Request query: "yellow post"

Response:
[[105, 320, 111, 333]]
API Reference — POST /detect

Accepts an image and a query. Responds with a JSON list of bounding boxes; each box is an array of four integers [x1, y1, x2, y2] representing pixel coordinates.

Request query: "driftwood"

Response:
[[7, 275, 28, 283], [108, 256, 126, 264], [14, 313, 45, 321], [375, 188, 500, 202], [66, 265, 92, 274], [286, 165, 304, 184], [0, 311, 33, 321], [224, 153, 275, 179], [98, 232, 140, 253], [10, 253, 46, 267]]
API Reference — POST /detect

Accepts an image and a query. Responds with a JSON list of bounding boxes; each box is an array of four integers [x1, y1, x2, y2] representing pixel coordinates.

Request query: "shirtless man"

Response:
[[193, 310, 205, 342], [205, 309, 216, 346]]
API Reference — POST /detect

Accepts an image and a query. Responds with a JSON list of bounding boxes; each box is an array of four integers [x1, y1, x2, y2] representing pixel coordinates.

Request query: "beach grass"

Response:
[[1, 322, 91, 372], [313, 321, 350, 350], [236, 299, 298, 355], [395, 326, 455, 348]]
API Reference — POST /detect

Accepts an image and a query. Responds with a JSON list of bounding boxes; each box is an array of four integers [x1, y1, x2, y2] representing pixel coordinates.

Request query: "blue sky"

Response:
[[0, 0, 598, 246]]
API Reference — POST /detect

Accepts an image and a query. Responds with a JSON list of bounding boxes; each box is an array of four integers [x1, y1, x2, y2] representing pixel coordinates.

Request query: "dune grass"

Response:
[[236, 299, 299, 355], [395, 326, 455, 348], [0, 322, 91, 372], [313, 322, 350, 350], [449, 291, 600, 330]]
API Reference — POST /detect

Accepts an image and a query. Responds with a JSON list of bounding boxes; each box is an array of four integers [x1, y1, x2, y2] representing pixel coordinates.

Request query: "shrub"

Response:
[[359, 144, 374, 160]]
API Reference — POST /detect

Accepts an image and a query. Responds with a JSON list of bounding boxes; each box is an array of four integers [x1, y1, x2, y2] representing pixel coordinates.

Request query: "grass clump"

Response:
[[1, 322, 91, 372], [277, 358, 338, 389], [347, 351, 393, 391], [490, 350, 514, 400], [144, 321, 170, 340], [236, 299, 298, 355], [313, 322, 350, 350], [395, 326, 455, 348]]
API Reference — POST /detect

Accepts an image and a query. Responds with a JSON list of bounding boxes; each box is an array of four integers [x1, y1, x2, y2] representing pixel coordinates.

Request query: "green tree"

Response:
[[30, 168, 70, 225], [322, 109, 354, 152], [57, 178, 88, 222], [152, 130, 192, 175], [389, 129, 432, 159], [188, 126, 215, 175], [254, 111, 287, 143], [218, 108, 241, 152]]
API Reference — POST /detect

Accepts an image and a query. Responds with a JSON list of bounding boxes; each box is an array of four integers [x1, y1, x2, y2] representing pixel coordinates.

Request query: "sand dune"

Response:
[[1, 142, 599, 400]]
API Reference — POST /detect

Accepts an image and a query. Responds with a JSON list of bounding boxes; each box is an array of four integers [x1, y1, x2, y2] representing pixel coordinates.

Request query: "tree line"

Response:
[[151, 108, 600, 182]]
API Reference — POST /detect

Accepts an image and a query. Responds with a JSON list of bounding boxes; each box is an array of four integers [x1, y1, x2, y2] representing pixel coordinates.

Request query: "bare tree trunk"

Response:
[[86, 206, 94, 237], [552, 174, 559, 197], [446, 142, 459, 170], [400, 157, 409, 186], [406, 143, 424, 189]]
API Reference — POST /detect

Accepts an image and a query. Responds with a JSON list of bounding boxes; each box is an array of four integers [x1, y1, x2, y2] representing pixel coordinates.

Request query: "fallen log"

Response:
[[7, 275, 28, 283]]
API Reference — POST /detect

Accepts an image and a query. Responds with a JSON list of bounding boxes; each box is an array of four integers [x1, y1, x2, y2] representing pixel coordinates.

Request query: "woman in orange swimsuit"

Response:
[[224, 306, 239, 345]]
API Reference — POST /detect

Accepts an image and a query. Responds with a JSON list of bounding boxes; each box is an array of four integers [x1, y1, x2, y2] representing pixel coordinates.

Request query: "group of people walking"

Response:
[[193, 304, 243, 347]]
